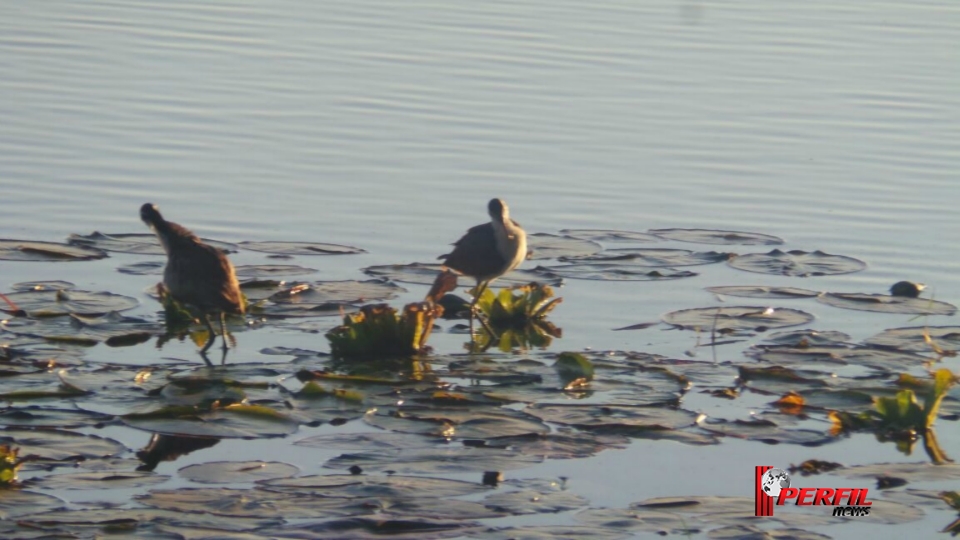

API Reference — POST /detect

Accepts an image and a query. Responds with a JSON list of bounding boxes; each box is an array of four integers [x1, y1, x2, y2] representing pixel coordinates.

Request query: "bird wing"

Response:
[[437, 223, 507, 279], [167, 241, 245, 314]]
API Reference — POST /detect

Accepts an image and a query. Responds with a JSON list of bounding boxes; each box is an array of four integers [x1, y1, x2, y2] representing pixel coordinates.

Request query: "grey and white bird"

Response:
[[140, 203, 244, 355], [438, 198, 527, 334]]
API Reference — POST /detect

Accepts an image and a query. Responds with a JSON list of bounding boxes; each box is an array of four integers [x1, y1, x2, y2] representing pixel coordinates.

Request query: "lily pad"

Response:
[[268, 279, 404, 305], [324, 446, 543, 475], [2, 313, 161, 345], [122, 404, 299, 439], [537, 263, 697, 281], [705, 285, 820, 300], [238, 240, 365, 255], [761, 329, 852, 347], [864, 326, 960, 353], [69, 232, 237, 254], [178, 461, 299, 484], [699, 418, 835, 446], [116, 261, 165, 275], [28, 470, 169, 490], [838, 462, 960, 482], [485, 432, 630, 460], [0, 239, 107, 262], [11, 281, 75, 292], [562, 248, 732, 267], [295, 432, 441, 451], [525, 404, 696, 433], [363, 263, 562, 287], [259, 474, 490, 499], [234, 264, 318, 278], [728, 249, 866, 277], [364, 407, 550, 439], [708, 525, 831, 539], [662, 306, 814, 333], [483, 489, 588, 514], [817, 292, 956, 316], [0, 490, 66, 520], [650, 228, 784, 245], [136, 487, 373, 520], [526, 233, 603, 260], [469, 526, 629, 540], [265, 516, 483, 540], [559, 229, 660, 243], [0, 289, 139, 316], [574, 507, 693, 535], [0, 406, 113, 428], [0, 428, 126, 461]]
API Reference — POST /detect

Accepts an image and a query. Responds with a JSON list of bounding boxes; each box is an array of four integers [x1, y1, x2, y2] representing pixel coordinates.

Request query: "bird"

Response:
[[438, 198, 527, 336], [140, 203, 244, 356]]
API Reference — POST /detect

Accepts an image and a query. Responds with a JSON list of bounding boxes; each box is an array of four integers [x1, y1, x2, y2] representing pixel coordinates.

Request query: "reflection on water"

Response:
[[1, 0, 959, 535]]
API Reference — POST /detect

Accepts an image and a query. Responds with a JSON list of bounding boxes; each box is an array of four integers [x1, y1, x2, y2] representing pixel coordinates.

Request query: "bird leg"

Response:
[[467, 281, 490, 338], [200, 314, 217, 354], [218, 312, 230, 352]]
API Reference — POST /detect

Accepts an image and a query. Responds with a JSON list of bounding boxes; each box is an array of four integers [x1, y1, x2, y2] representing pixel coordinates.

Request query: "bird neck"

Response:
[[492, 218, 526, 263]]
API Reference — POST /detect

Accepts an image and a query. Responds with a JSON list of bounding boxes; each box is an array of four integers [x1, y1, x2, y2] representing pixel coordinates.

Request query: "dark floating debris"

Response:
[[0, 239, 107, 262], [728, 249, 867, 277], [649, 228, 784, 246], [237, 240, 366, 255]]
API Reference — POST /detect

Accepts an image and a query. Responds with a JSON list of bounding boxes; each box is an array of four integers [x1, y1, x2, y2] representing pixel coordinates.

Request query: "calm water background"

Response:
[[1, 0, 959, 536]]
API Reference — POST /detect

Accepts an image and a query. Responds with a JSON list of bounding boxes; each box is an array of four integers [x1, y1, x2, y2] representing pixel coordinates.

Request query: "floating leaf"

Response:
[[11, 281, 75, 292], [0, 428, 125, 461], [525, 404, 696, 433], [364, 407, 550, 439], [484, 488, 588, 514], [0, 289, 139, 317], [2, 313, 161, 345], [259, 474, 490, 499], [526, 233, 603, 260], [865, 326, 960, 353], [728, 249, 866, 277], [554, 352, 594, 384], [0, 406, 113, 428], [705, 285, 819, 300], [761, 329, 851, 347], [28, 471, 169, 490], [0, 490, 66, 520], [485, 432, 630, 460], [263, 516, 483, 540], [0, 239, 107, 262], [69, 232, 236, 255], [363, 263, 562, 287], [699, 418, 835, 446], [559, 229, 660, 243], [816, 292, 957, 316], [708, 525, 831, 539], [238, 240, 365, 255], [562, 248, 732, 267], [650, 228, 784, 245], [269, 280, 405, 305], [122, 404, 299, 439], [538, 263, 696, 281], [470, 525, 629, 540], [178, 461, 299, 484], [136, 487, 373, 520], [234, 264, 318, 278], [116, 261, 164, 275], [295, 432, 440, 451], [574, 507, 692, 535], [324, 446, 543, 475], [662, 306, 814, 333]]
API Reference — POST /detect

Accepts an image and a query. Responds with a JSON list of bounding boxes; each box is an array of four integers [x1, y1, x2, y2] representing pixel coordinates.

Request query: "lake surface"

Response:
[[1, 1, 959, 537]]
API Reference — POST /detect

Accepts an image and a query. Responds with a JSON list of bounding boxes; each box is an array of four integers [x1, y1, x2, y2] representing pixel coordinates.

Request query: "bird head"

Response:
[[487, 198, 509, 224], [140, 203, 164, 229]]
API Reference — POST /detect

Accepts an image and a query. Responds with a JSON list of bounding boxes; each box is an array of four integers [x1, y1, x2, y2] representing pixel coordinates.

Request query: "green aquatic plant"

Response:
[[474, 283, 562, 326], [829, 368, 957, 463], [326, 302, 442, 360], [0, 444, 23, 486]]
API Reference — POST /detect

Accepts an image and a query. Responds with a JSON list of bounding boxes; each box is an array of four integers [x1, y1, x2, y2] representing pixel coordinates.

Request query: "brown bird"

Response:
[[140, 203, 244, 355], [438, 198, 527, 335]]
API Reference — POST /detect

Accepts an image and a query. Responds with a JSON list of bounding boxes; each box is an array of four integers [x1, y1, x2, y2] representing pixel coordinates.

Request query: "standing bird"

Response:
[[140, 203, 244, 355], [438, 198, 527, 335]]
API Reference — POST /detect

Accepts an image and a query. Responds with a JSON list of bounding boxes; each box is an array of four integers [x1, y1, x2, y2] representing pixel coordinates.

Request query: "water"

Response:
[[1, 0, 959, 536]]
